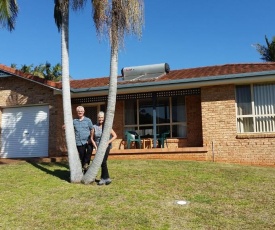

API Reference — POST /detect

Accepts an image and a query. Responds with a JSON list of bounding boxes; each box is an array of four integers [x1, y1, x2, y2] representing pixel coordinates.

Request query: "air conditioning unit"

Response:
[[121, 63, 170, 81]]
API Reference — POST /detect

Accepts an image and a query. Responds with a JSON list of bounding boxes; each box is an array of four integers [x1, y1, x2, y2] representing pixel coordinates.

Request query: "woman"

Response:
[[91, 111, 117, 185]]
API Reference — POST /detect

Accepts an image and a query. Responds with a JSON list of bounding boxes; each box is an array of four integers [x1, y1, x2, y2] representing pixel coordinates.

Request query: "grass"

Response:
[[0, 160, 274, 230]]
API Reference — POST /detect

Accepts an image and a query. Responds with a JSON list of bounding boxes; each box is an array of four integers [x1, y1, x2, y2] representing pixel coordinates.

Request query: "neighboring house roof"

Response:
[[1, 63, 275, 93], [0, 64, 61, 89]]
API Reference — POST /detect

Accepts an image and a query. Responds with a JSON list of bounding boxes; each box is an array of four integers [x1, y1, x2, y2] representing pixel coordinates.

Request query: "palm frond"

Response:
[[71, 0, 87, 10], [0, 0, 19, 31], [92, 0, 144, 48], [92, 0, 109, 37], [254, 35, 275, 62], [112, 0, 144, 48], [54, 0, 69, 32]]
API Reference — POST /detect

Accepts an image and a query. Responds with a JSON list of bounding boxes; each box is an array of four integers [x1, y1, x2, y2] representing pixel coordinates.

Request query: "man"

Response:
[[73, 106, 93, 172]]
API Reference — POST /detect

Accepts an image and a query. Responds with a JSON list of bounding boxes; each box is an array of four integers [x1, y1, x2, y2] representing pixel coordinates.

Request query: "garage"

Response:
[[0, 105, 49, 158]]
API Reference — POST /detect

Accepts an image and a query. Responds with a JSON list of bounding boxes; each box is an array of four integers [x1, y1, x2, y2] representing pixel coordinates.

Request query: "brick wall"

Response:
[[201, 84, 275, 165], [53, 95, 67, 156], [0, 77, 63, 157], [109, 100, 124, 150], [186, 95, 203, 147]]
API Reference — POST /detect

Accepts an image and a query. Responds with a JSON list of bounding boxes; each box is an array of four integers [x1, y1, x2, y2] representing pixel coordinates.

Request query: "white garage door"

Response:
[[0, 105, 49, 158]]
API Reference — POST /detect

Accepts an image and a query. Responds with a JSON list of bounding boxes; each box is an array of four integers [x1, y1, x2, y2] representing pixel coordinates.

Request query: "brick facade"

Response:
[[201, 84, 275, 165], [1, 76, 274, 165], [0, 77, 64, 157], [186, 95, 203, 147], [112, 101, 125, 148]]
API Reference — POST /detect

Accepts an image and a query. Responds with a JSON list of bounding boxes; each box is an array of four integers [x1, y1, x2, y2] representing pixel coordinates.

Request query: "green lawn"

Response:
[[0, 160, 274, 229]]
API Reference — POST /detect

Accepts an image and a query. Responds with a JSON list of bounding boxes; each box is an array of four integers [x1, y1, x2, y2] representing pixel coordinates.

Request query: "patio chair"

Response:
[[157, 131, 170, 148], [125, 131, 142, 149]]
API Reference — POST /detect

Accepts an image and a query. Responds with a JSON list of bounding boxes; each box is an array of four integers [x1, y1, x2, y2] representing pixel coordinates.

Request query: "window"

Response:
[[124, 96, 186, 137], [236, 83, 275, 133]]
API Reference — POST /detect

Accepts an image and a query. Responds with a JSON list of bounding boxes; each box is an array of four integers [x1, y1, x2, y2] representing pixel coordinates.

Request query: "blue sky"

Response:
[[0, 0, 274, 79]]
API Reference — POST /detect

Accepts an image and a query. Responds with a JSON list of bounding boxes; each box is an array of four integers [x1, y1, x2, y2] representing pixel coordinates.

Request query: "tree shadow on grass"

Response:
[[27, 161, 71, 182]]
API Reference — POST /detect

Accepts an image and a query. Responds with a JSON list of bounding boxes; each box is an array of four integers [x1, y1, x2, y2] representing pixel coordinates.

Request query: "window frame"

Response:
[[124, 96, 187, 138], [235, 83, 275, 133]]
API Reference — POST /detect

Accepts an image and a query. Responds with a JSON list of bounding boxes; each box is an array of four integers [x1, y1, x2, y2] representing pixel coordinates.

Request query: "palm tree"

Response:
[[54, 0, 83, 183], [0, 0, 18, 31], [12, 62, 62, 81], [43, 62, 62, 81], [50, 63, 62, 81], [82, 0, 144, 184], [20, 64, 33, 74], [254, 35, 275, 62], [11, 62, 62, 80], [32, 64, 46, 78]]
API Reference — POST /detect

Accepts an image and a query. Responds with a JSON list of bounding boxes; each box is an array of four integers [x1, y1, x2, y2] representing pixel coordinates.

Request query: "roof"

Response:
[[69, 63, 275, 89], [1, 62, 275, 91]]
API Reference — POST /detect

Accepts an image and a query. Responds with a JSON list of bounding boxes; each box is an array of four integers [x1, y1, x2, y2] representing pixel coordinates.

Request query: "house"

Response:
[[0, 62, 275, 166]]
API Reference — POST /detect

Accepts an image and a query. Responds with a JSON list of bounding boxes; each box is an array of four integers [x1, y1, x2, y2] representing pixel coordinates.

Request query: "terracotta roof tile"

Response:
[[160, 63, 275, 81], [0, 64, 59, 88], [70, 77, 110, 89], [69, 63, 275, 89]]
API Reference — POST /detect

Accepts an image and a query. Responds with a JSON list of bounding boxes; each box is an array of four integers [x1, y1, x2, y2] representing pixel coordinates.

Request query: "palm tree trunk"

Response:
[[61, 8, 83, 183], [82, 44, 118, 184], [81, 0, 143, 184]]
